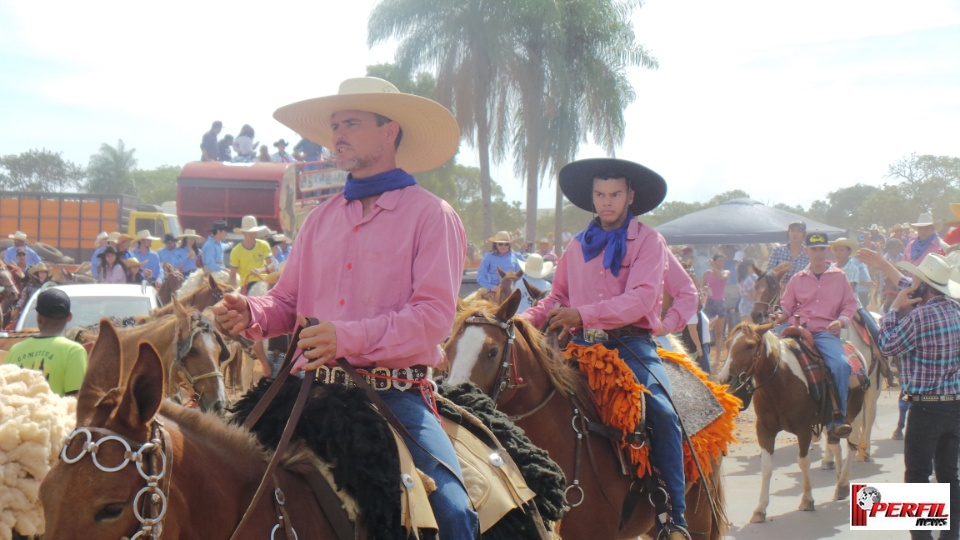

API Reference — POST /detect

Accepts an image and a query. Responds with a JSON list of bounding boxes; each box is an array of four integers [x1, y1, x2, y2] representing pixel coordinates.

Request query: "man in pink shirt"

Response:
[[774, 232, 858, 438], [212, 77, 477, 536], [521, 158, 695, 540], [903, 213, 944, 265]]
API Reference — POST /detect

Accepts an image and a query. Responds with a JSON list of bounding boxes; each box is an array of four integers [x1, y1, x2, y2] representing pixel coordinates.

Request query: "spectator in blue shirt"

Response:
[[131, 230, 164, 287], [202, 221, 230, 273], [157, 233, 187, 272], [4, 231, 42, 268], [177, 229, 203, 276], [477, 231, 524, 289], [89, 231, 109, 279]]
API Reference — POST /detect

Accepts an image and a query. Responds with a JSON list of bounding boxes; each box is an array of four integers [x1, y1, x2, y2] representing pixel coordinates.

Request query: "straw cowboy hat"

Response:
[[272, 233, 292, 244], [272, 77, 460, 173], [95, 231, 108, 241], [8, 231, 28, 241], [488, 231, 512, 244], [28, 262, 50, 276], [234, 215, 268, 234], [134, 230, 159, 242], [911, 213, 935, 228], [176, 229, 202, 240], [116, 232, 134, 242], [896, 253, 960, 298], [123, 257, 146, 269], [558, 158, 667, 215], [828, 237, 860, 252], [519, 253, 554, 280]]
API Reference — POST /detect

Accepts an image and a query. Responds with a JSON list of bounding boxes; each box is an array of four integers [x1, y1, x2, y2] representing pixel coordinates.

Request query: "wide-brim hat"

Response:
[[896, 253, 960, 298], [116, 232, 134, 242], [520, 253, 554, 279], [272, 233, 292, 244], [135, 230, 159, 242], [272, 77, 460, 173], [488, 231, 512, 244], [8, 231, 28, 241], [98, 246, 118, 258], [123, 257, 146, 269], [558, 158, 667, 215], [911, 213, 935, 227], [828, 237, 860, 252], [28, 262, 49, 276], [234, 215, 268, 234], [162, 233, 177, 243], [95, 231, 109, 241], [274, 139, 289, 147], [176, 229, 202, 240]]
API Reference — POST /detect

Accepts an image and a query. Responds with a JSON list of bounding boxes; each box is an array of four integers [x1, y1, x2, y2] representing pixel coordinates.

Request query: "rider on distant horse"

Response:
[[213, 77, 479, 537], [521, 158, 697, 540], [774, 232, 858, 438]]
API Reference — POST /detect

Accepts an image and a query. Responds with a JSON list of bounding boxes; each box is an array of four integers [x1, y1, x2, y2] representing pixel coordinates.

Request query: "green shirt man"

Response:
[[4, 288, 87, 396]]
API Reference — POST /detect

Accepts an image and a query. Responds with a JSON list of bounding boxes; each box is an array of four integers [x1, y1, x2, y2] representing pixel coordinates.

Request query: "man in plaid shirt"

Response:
[[766, 220, 810, 285], [862, 249, 960, 540]]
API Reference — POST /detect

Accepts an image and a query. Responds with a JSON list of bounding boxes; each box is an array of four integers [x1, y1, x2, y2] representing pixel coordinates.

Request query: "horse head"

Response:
[[751, 262, 790, 323], [171, 296, 228, 413], [42, 320, 166, 540], [494, 268, 525, 305], [0, 263, 21, 302], [718, 322, 777, 410], [158, 263, 184, 305], [445, 288, 523, 394]]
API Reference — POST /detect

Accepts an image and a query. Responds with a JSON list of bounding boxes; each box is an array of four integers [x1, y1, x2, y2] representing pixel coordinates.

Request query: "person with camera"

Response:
[[860, 249, 960, 540]]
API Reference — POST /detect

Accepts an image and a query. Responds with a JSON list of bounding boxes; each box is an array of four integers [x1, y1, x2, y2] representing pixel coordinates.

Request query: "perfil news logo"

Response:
[[851, 483, 950, 530]]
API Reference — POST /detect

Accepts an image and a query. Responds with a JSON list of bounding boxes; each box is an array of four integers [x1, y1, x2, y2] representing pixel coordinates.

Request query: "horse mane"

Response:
[[160, 401, 269, 461], [453, 303, 589, 401]]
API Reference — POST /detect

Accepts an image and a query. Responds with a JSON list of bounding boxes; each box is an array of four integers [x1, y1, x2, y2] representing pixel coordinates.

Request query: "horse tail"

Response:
[[690, 462, 729, 540]]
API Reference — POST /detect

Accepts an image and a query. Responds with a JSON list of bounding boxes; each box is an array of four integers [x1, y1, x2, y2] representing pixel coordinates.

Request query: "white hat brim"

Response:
[[234, 226, 268, 234], [273, 92, 460, 174], [895, 260, 960, 298]]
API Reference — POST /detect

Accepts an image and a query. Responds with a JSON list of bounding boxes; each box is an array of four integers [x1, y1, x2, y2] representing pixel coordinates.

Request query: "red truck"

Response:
[[176, 161, 345, 239]]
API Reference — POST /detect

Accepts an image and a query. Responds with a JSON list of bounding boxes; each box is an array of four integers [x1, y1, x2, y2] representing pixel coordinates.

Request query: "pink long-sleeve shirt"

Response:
[[242, 184, 466, 369], [779, 264, 857, 332], [661, 250, 699, 334], [522, 220, 673, 333]]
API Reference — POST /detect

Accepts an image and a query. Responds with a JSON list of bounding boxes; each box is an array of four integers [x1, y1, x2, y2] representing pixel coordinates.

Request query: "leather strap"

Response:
[[241, 326, 304, 431]]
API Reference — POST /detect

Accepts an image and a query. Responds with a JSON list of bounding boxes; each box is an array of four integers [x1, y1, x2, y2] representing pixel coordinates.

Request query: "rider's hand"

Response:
[[212, 292, 251, 335], [546, 307, 583, 341], [891, 280, 924, 312], [294, 313, 338, 372], [827, 320, 843, 334]]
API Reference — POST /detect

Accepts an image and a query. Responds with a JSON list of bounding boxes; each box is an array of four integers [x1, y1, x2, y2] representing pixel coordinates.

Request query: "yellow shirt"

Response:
[[230, 239, 272, 286], [5, 336, 88, 397]]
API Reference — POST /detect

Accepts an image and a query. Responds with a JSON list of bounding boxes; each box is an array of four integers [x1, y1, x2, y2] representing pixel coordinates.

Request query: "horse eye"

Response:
[[486, 347, 499, 359], [94, 503, 125, 521]]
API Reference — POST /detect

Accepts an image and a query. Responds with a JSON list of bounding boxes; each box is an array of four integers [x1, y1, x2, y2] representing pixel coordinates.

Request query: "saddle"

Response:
[[781, 330, 869, 424]]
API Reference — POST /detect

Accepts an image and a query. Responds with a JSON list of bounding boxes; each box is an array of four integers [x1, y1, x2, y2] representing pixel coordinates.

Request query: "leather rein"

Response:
[[728, 331, 780, 396], [171, 313, 225, 403]]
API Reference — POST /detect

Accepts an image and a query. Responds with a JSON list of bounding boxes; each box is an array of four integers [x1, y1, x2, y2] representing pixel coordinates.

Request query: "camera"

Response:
[[909, 282, 929, 299]]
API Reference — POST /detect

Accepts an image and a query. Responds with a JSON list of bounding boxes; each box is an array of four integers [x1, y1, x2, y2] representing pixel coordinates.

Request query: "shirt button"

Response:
[[353, 226, 359, 232], [339, 299, 345, 306], [346, 263, 352, 269]]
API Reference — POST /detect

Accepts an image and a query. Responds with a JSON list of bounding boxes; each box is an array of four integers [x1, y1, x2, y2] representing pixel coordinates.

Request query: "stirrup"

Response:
[[657, 524, 692, 540]]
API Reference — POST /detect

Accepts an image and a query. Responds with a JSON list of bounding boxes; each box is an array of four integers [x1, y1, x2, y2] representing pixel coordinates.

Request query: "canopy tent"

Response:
[[654, 198, 846, 245]]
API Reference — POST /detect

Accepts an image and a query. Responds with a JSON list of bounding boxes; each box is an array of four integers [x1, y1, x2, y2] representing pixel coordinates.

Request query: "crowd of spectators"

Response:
[[200, 120, 331, 165]]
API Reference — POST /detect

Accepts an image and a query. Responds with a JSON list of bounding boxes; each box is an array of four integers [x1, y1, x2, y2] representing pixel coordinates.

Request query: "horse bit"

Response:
[[60, 422, 171, 540], [729, 333, 779, 396]]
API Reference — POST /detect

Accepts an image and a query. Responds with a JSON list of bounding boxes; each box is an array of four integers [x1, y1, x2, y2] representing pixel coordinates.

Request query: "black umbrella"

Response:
[[654, 198, 846, 245]]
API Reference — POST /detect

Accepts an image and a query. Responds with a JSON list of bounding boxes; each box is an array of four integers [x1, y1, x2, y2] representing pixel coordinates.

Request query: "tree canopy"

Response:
[[0, 149, 85, 192]]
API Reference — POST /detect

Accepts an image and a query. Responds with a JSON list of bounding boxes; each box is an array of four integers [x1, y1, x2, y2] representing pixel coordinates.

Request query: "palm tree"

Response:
[[369, 0, 513, 240], [87, 140, 138, 195]]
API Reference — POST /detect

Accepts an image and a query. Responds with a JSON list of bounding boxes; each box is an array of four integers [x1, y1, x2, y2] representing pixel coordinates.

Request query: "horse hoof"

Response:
[[821, 461, 836, 470], [835, 486, 849, 501], [799, 499, 815, 512], [857, 454, 873, 463], [750, 511, 767, 523]]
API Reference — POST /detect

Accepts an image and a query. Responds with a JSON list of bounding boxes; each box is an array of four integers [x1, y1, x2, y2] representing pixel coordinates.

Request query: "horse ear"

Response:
[[516, 269, 524, 278], [172, 294, 186, 316], [76, 319, 124, 418], [523, 278, 543, 300], [208, 274, 222, 294], [496, 287, 523, 320], [115, 342, 165, 429], [497, 267, 507, 278], [756, 322, 776, 335]]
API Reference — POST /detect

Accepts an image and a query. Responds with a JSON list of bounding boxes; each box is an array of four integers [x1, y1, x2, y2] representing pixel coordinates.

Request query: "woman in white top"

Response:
[[232, 124, 256, 162]]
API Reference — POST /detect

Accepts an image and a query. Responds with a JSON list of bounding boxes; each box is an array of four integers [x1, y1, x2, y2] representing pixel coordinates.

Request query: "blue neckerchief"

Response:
[[575, 213, 634, 277], [343, 168, 416, 201], [910, 233, 939, 261]]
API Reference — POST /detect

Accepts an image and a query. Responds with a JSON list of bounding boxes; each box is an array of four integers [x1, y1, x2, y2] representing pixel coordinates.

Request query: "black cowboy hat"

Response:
[[558, 158, 667, 216], [98, 245, 118, 258]]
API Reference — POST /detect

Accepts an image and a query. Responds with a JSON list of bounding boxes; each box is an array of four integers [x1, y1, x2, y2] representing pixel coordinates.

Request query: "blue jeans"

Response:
[[813, 331, 851, 417], [578, 335, 687, 529], [378, 389, 479, 538], [904, 401, 960, 540]]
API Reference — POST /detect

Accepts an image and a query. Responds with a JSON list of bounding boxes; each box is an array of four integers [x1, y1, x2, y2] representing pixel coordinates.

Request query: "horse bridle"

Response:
[[60, 422, 172, 539], [752, 272, 783, 322], [728, 330, 779, 396], [172, 314, 227, 403]]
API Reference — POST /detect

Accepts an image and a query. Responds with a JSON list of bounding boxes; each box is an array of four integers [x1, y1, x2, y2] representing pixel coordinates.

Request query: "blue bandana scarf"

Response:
[[343, 168, 416, 201], [575, 213, 634, 277], [910, 233, 939, 262]]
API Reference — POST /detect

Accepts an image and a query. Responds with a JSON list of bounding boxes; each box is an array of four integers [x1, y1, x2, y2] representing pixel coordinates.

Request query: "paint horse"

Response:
[[39, 333, 335, 540], [718, 322, 874, 522], [444, 290, 728, 540], [0, 263, 21, 328]]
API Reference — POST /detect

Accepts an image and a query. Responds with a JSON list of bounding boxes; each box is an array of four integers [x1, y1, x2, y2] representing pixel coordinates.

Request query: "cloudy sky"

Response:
[[1, 0, 957, 210]]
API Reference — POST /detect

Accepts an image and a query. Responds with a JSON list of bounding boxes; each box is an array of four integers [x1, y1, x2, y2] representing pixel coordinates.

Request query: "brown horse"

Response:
[[718, 322, 871, 522], [157, 262, 185, 305], [39, 337, 333, 540], [153, 273, 230, 317], [77, 297, 230, 412], [0, 263, 22, 328], [749, 262, 790, 323], [443, 291, 727, 540]]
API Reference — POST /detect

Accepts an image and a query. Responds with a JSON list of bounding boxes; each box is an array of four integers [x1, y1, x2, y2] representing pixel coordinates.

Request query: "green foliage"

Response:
[[131, 166, 180, 205], [885, 153, 960, 222], [86, 139, 138, 195], [0, 149, 85, 192]]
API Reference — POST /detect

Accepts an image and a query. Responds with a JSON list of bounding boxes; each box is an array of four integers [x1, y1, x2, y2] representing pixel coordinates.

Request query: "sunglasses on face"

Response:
[[495, 242, 509, 246]]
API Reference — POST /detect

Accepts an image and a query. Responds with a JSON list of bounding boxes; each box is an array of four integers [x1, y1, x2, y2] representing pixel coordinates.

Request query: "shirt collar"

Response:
[[338, 185, 406, 211]]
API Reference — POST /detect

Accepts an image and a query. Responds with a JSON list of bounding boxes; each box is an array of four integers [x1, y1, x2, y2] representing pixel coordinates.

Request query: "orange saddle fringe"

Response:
[[563, 343, 741, 483]]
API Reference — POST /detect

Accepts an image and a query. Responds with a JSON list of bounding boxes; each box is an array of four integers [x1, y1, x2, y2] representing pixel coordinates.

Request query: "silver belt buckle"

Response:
[[583, 328, 609, 343]]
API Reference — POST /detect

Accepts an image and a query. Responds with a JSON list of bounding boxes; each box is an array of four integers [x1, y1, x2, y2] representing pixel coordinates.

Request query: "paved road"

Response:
[[720, 386, 913, 539]]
